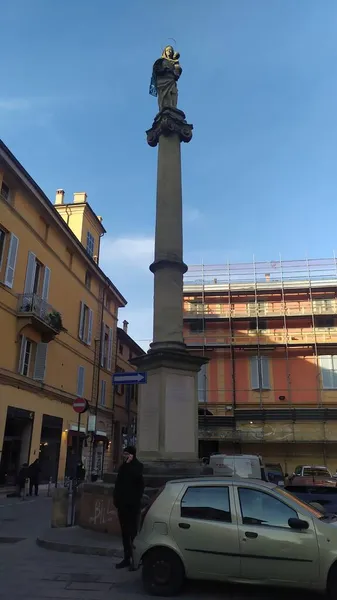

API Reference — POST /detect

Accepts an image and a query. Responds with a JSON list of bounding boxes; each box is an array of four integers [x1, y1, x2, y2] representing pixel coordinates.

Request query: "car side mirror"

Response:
[[288, 518, 309, 530]]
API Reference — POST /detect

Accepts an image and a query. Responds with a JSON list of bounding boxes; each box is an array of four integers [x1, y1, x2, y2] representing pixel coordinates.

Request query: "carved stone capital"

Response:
[[146, 108, 193, 147]]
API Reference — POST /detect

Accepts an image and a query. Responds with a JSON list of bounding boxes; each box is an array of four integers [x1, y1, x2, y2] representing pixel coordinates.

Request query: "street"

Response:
[[0, 493, 319, 600]]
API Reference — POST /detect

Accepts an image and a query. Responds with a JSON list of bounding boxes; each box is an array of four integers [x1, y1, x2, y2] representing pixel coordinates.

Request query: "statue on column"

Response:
[[149, 46, 182, 111]]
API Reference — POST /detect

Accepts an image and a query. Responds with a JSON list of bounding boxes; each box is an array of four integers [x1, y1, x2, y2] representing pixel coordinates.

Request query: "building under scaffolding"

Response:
[[183, 257, 337, 473]]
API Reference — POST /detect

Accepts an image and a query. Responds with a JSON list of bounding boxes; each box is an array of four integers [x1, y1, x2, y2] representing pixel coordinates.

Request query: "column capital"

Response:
[[146, 108, 193, 147]]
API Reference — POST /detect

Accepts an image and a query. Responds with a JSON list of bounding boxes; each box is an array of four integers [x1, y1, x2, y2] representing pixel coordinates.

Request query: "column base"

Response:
[[131, 348, 208, 463]]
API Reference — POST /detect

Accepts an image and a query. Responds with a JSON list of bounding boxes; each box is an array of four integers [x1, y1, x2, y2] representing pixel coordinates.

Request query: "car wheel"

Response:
[[328, 563, 337, 597], [142, 548, 185, 597]]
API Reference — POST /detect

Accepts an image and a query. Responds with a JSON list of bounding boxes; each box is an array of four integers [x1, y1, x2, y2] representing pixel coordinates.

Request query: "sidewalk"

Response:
[[37, 525, 124, 557]]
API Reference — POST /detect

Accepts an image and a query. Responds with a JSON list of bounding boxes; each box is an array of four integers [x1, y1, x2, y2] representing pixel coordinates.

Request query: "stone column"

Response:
[[132, 108, 209, 476]]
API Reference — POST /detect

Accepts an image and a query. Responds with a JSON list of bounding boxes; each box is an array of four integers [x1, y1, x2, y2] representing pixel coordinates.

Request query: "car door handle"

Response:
[[245, 531, 258, 539], [179, 523, 190, 529]]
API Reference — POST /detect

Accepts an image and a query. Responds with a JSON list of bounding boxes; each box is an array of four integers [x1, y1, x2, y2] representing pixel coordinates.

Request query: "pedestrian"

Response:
[[28, 459, 41, 496], [113, 445, 144, 570], [17, 463, 29, 500]]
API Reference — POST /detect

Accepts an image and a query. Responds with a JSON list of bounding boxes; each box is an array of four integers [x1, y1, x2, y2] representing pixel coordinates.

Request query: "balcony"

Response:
[[17, 294, 64, 342], [184, 301, 337, 320], [186, 328, 337, 348]]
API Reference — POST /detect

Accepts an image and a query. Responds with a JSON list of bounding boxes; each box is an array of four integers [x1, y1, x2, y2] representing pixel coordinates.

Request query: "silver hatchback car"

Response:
[[134, 477, 337, 596]]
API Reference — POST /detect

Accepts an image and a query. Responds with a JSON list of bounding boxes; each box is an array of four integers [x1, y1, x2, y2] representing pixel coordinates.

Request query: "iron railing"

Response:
[[17, 294, 62, 331]]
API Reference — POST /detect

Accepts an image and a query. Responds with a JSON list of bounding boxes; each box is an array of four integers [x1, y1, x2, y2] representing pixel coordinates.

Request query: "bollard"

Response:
[[51, 487, 69, 528], [47, 477, 52, 497]]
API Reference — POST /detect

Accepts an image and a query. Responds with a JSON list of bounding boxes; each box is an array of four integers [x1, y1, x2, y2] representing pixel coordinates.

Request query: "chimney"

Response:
[[265, 273, 270, 282], [55, 189, 65, 205], [73, 192, 87, 204], [123, 320, 129, 333], [97, 216, 103, 223]]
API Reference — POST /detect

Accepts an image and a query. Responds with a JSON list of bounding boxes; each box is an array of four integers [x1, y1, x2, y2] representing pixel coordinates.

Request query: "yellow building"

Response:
[[0, 139, 127, 486], [112, 320, 144, 467]]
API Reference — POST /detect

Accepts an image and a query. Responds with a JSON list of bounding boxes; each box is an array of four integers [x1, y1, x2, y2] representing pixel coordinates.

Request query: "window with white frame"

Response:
[[4, 232, 19, 288], [86, 231, 95, 257], [76, 366, 85, 397], [0, 227, 6, 270], [78, 301, 93, 345], [100, 323, 113, 370], [100, 379, 106, 406], [22, 251, 51, 309], [198, 363, 208, 402], [319, 355, 337, 389], [250, 356, 270, 390], [18, 336, 48, 381]]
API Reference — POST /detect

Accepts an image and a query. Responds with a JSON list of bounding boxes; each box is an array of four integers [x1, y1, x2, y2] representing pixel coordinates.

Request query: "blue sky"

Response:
[[2, 0, 337, 348]]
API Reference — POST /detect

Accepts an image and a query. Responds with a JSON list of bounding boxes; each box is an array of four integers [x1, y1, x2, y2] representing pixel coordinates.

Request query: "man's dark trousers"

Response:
[[118, 506, 139, 560]]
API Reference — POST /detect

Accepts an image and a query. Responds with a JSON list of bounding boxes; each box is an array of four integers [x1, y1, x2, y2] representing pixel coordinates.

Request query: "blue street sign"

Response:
[[112, 371, 147, 385]]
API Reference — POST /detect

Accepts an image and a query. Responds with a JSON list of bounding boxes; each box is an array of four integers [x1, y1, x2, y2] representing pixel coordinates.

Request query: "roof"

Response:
[[166, 477, 276, 488], [117, 327, 144, 357], [0, 139, 126, 307]]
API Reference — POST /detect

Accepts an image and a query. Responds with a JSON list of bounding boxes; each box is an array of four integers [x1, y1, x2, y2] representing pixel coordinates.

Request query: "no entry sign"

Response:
[[72, 398, 88, 414]]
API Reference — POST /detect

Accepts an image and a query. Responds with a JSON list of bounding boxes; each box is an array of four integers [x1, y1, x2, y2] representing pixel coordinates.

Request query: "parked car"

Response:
[[265, 463, 285, 486], [203, 454, 268, 480], [289, 465, 337, 487], [134, 477, 337, 597]]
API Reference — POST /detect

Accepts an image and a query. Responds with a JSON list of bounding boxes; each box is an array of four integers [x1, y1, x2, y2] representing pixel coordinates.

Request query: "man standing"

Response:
[[113, 446, 144, 570], [28, 459, 41, 496]]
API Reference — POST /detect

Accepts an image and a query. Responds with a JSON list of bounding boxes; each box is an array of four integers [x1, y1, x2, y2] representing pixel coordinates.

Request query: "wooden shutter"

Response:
[[87, 309, 93, 345], [260, 356, 270, 389], [100, 379, 106, 406], [24, 251, 37, 295], [100, 321, 105, 367], [41, 266, 51, 301], [77, 366, 85, 397], [107, 327, 113, 370], [33, 343, 48, 381], [4, 233, 19, 288], [250, 356, 259, 390], [78, 301, 85, 340], [18, 335, 27, 374]]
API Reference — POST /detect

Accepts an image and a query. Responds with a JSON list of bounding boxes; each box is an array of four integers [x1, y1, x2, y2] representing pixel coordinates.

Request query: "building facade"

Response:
[[0, 140, 127, 485], [183, 259, 337, 474], [112, 321, 144, 467]]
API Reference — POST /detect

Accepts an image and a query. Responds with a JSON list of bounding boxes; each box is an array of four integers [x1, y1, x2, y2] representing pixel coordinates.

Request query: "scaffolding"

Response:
[[183, 257, 337, 429]]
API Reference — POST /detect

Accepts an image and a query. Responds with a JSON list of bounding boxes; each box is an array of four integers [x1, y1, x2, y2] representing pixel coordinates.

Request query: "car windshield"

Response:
[[302, 468, 330, 477], [276, 487, 324, 518]]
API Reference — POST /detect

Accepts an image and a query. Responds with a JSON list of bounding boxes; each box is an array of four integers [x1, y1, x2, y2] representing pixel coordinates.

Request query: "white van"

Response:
[[203, 454, 268, 481]]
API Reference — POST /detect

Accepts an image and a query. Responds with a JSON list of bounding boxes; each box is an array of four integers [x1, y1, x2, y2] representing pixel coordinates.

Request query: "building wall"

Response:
[[0, 160, 123, 484]]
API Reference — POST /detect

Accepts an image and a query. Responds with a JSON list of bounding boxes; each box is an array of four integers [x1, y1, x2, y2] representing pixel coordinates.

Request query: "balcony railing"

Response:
[[17, 294, 63, 338], [184, 302, 337, 319], [185, 328, 337, 347]]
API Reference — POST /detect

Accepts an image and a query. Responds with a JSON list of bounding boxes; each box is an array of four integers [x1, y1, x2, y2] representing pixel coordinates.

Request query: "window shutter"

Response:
[[320, 355, 334, 389], [4, 233, 19, 288], [41, 266, 51, 301], [33, 343, 48, 381], [250, 356, 259, 390], [78, 302, 85, 340], [18, 335, 27, 374], [77, 366, 85, 397], [107, 327, 113, 370], [100, 379, 106, 406], [100, 321, 105, 367], [24, 251, 37, 295], [87, 309, 93, 345], [197, 364, 207, 402], [260, 356, 270, 389]]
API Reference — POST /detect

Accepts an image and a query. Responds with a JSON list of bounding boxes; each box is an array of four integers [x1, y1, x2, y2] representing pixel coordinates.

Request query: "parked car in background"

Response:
[[203, 454, 268, 480], [265, 463, 285, 486], [289, 465, 336, 487], [135, 477, 337, 597]]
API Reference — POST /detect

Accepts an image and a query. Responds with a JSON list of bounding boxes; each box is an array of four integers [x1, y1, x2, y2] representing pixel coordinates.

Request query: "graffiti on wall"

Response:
[[89, 497, 116, 526]]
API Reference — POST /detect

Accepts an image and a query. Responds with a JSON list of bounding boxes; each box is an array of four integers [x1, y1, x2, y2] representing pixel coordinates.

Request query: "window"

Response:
[[247, 302, 268, 317], [250, 356, 270, 390], [238, 488, 297, 528], [18, 336, 48, 381], [315, 316, 335, 328], [85, 270, 92, 290], [197, 363, 207, 402], [119, 343, 124, 356], [190, 321, 204, 334], [115, 367, 125, 395], [319, 355, 337, 389], [249, 319, 267, 330], [313, 298, 336, 313], [78, 302, 93, 345], [100, 323, 113, 370], [100, 379, 106, 406], [0, 181, 10, 201], [4, 233, 19, 288], [181, 486, 231, 523], [0, 227, 6, 269], [86, 231, 95, 257], [76, 366, 85, 397], [23, 252, 50, 303], [129, 349, 133, 361]]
